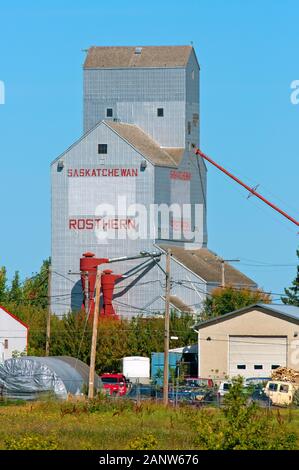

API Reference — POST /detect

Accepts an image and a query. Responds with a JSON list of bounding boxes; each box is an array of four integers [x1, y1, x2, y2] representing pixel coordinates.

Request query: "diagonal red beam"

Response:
[[193, 146, 299, 227]]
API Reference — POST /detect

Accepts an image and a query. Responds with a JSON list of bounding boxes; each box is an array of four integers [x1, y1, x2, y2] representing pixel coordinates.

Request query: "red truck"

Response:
[[100, 373, 128, 396]]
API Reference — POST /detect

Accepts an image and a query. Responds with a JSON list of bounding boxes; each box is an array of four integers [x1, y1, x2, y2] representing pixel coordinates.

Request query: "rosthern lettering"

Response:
[[69, 218, 136, 230]]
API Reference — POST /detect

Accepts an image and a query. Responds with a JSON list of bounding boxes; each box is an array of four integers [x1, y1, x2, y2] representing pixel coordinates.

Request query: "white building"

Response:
[[51, 46, 256, 317], [0, 306, 28, 363], [194, 304, 299, 380]]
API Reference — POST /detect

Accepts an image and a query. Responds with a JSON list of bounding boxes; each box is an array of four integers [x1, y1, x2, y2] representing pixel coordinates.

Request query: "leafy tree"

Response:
[[22, 258, 50, 309], [50, 311, 92, 362], [0, 256, 197, 373], [2, 301, 196, 374], [8, 271, 23, 304], [3, 302, 48, 356], [170, 311, 197, 347], [201, 286, 271, 319], [0, 266, 8, 303], [282, 249, 299, 306], [194, 377, 297, 450]]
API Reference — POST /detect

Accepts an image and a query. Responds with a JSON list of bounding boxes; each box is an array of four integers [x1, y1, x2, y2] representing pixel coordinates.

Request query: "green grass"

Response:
[[0, 399, 298, 450]]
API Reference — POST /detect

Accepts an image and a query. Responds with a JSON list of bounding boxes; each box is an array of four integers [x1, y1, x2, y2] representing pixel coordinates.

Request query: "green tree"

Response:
[[0, 266, 8, 303], [201, 286, 271, 319], [22, 258, 50, 309], [8, 271, 23, 304], [282, 249, 299, 306], [169, 311, 197, 347], [50, 311, 92, 362]]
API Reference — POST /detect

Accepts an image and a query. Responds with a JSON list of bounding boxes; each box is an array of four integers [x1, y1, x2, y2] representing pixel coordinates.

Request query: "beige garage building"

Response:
[[194, 304, 299, 380]]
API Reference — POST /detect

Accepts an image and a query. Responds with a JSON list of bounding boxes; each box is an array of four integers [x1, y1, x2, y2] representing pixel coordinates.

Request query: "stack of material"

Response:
[[271, 367, 299, 383]]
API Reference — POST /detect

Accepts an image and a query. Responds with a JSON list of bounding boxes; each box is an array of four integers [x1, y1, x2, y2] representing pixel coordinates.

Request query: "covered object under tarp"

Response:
[[0, 356, 101, 400]]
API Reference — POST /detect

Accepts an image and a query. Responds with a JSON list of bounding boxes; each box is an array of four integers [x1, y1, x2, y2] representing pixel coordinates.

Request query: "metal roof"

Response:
[[158, 244, 256, 286], [194, 303, 299, 330], [162, 148, 185, 166], [257, 303, 299, 321], [84, 46, 194, 69], [52, 120, 184, 168], [105, 121, 183, 167]]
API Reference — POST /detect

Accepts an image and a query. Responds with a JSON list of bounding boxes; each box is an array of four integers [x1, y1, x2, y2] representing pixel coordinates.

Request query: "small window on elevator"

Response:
[[98, 144, 107, 154]]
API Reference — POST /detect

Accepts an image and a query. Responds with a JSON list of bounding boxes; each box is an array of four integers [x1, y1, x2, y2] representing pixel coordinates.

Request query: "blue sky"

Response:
[[0, 0, 298, 299]]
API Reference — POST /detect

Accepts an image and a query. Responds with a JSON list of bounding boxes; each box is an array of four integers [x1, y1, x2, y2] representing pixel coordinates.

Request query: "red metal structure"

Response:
[[100, 269, 123, 318], [193, 146, 299, 227], [80, 252, 109, 314], [80, 251, 161, 318]]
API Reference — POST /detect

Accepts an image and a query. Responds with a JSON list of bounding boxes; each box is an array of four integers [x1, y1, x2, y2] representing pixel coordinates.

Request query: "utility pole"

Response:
[[84, 271, 89, 315], [220, 259, 240, 288], [45, 264, 52, 356], [88, 266, 101, 400], [163, 249, 171, 406]]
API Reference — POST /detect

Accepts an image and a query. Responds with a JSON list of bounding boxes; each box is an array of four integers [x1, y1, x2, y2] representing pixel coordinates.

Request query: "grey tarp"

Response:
[[0, 356, 101, 400]]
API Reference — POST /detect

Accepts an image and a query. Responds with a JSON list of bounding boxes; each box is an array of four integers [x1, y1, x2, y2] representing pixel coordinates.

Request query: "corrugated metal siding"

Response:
[[84, 68, 186, 147], [51, 122, 155, 316], [51, 48, 208, 317]]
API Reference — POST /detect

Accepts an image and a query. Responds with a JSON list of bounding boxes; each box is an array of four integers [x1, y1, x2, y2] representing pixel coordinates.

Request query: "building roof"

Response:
[[158, 245, 256, 286], [162, 148, 185, 166], [84, 46, 194, 69], [105, 121, 184, 167], [52, 120, 185, 168], [169, 295, 195, 314], [258, 304, 299, 321], [0, 306, 29, 330], [194, 303, 299, 330]]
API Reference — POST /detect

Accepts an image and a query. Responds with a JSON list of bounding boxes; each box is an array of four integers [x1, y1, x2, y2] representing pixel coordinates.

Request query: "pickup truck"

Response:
[[100, 373, 128, 396]]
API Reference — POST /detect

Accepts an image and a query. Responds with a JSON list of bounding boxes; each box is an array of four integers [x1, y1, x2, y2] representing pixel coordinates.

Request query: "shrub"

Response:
[[127, 433, 158, 450], [193, 377, 297, 450], [5, 434, 59, 450]]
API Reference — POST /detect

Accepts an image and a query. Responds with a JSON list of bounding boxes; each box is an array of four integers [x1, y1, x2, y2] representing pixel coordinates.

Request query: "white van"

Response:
[[218, 381, 232, 397], [264, 381, 298, 406]]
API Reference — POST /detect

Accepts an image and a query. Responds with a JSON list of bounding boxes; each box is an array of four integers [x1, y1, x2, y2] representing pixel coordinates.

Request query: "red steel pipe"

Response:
[[194, 147, 299, 227]]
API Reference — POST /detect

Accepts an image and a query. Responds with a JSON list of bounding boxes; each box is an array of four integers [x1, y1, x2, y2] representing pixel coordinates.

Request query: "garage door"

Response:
[[229, 336, 287, 378]]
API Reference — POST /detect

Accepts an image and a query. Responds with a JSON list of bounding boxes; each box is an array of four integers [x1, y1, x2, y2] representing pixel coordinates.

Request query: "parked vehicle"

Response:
[[264, 380, 299, 406], [244, 384, 270, 407], [184, 377, 214, 388], [218, 381, 232, 397], [168, 387, 218, 406], [126, 384, 161, 401], [122, 356, 150, 384], [245, 377, 271, 387], [100, 373, 128, 396]]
